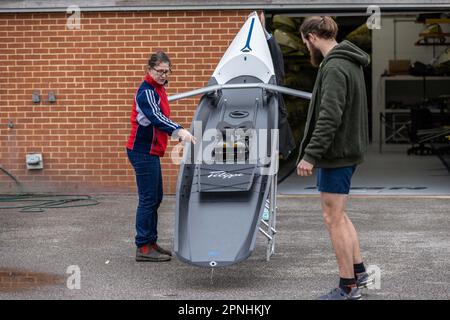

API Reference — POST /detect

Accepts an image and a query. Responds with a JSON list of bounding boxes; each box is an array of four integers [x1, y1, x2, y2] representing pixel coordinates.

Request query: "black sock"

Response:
[[354, 262, 366, 275], [339, 277, 356, 293]]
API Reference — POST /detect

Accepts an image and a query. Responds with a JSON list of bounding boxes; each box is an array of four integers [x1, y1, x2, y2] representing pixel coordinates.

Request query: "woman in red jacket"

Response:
[[126, 51, 196, 262]]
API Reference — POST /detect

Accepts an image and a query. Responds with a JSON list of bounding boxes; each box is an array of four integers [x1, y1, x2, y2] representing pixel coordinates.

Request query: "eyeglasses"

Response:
[[151, 67, 171, 76]]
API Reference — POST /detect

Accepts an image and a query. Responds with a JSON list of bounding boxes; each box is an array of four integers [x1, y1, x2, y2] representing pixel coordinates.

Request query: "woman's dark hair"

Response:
[[148, 51, 172, 69], [300, 16, 338, 40]]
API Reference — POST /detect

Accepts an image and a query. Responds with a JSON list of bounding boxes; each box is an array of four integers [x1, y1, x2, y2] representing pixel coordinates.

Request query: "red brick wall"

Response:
[[0, 10, 251, 194]]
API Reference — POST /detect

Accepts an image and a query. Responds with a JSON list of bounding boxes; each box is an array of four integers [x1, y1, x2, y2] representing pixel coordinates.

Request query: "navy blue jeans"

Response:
[[126, 149, 163, 247]]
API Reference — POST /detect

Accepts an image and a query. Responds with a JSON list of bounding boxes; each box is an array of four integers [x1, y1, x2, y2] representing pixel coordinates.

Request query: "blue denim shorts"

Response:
[[317, 165, 357, 194]]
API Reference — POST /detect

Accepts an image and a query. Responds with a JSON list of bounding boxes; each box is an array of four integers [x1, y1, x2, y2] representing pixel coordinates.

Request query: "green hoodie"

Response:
[[297, 40, 370, 168]]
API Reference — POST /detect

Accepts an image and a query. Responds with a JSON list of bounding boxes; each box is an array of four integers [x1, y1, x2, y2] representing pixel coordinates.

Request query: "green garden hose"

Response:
[[0, 166, 99, 212]]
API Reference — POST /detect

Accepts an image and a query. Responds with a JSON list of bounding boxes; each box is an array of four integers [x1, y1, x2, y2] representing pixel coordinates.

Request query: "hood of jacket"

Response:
[[321, 40, 370, 68]]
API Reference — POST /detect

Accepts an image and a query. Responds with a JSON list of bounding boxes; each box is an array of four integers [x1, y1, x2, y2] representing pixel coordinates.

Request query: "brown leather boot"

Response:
[[151, 243, 172, 257], [135, 244, 171, 262]]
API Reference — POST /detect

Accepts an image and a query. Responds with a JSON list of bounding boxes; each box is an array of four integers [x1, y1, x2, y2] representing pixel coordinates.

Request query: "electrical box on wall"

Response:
[[26, 153, 43, 170]]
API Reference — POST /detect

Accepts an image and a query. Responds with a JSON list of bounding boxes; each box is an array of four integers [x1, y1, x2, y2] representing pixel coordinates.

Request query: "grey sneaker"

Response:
[[318, 287, 362, 300], [356, 271, 375, 288], [135, 246, 171, 262], [152, 244, 172, 257]]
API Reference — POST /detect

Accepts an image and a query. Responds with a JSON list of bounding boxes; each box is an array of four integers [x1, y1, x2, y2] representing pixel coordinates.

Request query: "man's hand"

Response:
[[297, 159, 314, 176], [259, 11, 266, 29], [177, 129, 197, 144]]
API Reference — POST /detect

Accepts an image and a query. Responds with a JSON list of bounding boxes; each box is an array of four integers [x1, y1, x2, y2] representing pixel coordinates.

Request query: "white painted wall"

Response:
[[372, 16, 450, 143]]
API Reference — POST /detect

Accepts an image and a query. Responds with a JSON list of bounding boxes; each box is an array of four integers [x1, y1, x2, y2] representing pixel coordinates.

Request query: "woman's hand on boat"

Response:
[[178, 129, 197, 144]]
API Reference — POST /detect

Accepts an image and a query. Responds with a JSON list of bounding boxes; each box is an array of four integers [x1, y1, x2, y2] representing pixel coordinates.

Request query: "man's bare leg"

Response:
[[320, 192, 355, 278], [344, 213, 363, 264]]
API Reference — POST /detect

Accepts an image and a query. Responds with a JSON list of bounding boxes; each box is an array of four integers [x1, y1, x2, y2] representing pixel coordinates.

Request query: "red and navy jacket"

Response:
[[126, 74, 182, 157]]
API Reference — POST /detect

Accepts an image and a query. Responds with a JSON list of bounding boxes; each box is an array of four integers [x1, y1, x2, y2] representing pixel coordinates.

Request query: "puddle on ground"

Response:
[[0, 268, 65, 292]]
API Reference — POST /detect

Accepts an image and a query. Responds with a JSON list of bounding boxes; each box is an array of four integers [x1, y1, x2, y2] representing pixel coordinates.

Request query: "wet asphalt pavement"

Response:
[[0, 194, 449, 300]]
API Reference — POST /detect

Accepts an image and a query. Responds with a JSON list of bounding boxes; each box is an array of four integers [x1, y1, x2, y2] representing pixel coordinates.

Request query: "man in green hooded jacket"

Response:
[[297, 16, 373, 300]]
